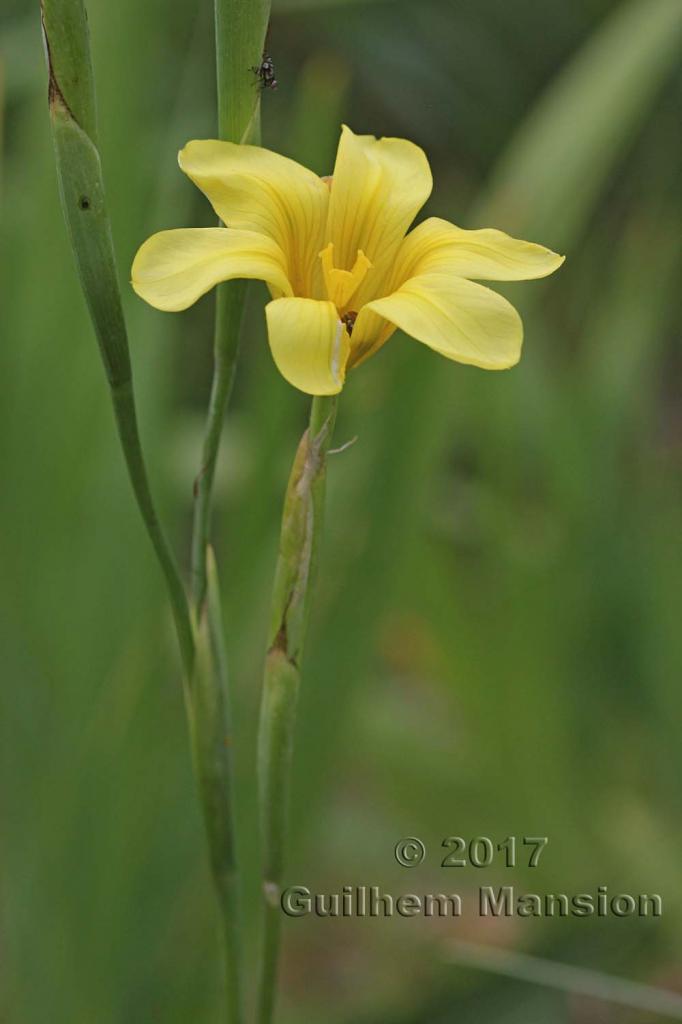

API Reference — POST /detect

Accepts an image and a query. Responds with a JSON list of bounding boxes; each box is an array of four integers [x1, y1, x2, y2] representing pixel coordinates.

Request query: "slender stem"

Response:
[[188, 548, 243, 1023], [215, 0, 271, 145], [112, 383, 194, 676], [186, 4, 272, 1021], [190, 281, 246, 609], [257, 395, 338, 1024], [42, 0, 194, 679], [191, 0, 271, 612]]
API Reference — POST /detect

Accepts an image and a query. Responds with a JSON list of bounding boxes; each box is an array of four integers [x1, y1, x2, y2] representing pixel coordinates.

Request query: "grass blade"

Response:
[[448, 941, 682, 1020]]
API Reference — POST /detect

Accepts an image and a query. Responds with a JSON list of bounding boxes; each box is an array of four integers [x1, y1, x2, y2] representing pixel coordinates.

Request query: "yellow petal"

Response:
[[265, 298, 350, 395], [347, 307, 396, 367], [394, 217, 565, 284], [326, 125, 432, 302], [178, 140, 329, 297], [365, 272, 522, 370], [131, 228, 292, 311]]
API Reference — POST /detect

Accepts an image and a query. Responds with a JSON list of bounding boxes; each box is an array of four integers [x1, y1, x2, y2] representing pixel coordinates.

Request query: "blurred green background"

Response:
[[2, 0, 681, 1020]]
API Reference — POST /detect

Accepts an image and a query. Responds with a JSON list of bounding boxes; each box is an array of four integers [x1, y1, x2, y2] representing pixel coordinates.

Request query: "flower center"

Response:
[[319, 242, 372, 311]]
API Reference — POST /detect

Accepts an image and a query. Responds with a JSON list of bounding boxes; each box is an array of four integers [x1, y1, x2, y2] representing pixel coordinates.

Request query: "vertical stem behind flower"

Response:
[[188, 2, 272, 1021], [191, 0, 272, 611], [257, 396, 338, 1024], [190, 281, 246, 609], [215, 0, 271, 145], [41, 0, 194, 679]]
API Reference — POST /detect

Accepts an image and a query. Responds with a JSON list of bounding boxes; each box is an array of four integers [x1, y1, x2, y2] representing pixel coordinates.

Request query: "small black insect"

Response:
[[252, 52, 277, 91], [341, 311, 358, 336]]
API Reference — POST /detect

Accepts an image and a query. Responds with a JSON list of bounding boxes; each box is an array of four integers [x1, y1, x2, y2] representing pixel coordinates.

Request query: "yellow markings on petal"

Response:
[[319, 243, 372, 310], [265, 298, 351, 396], [326, 125, 432, 298], [366, 272, 523, 370], [393, 217, 565, 287], [131, 227, 292, 312], [178, 140, 329, 297]]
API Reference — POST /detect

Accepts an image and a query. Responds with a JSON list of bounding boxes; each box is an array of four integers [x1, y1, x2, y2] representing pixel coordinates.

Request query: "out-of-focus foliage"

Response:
[[1, 1, 681, 1021]]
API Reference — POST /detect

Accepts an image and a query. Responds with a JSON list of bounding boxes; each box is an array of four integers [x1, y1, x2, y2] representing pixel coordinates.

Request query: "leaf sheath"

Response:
[[257, 395, 338, 1024]]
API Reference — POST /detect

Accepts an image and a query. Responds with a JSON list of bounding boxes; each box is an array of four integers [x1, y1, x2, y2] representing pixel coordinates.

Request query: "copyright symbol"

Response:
[[394, 837, 426, 867]]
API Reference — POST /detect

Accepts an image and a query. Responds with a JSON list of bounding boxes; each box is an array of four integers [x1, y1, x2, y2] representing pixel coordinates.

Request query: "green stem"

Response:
[[112, 383, 194, 677], [186, 4, 273, 1021], [190, 281, 246, 610], [190, 0, 272, 612], [215, 0, 271, 145], [188, 548, 243, 1023], [42, 0, 194, 679], [257, 395, 338, 1024]]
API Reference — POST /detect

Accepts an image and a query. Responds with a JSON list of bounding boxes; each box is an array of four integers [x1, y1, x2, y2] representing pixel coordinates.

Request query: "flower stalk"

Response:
[[257, 395, 338, 1024], [41, 0, 194, 678]]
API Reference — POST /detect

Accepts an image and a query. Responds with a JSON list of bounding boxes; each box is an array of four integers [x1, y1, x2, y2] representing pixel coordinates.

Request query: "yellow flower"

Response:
[[132, 126, 564, 396]]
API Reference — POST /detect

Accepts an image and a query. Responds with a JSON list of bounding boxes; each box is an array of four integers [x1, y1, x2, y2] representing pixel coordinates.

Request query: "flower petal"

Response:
[[394, 217, 565, 284], [131, 228, 292, 311], [347, 307, 396, 367], [265, 298, 350, 395], [365, 272, 523, 370], [178, 140, 329, 297], [326, 125, 432, 301]]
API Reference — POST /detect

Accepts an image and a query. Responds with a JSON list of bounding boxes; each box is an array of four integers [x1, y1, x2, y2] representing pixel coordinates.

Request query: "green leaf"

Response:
[[43, 0, 194, 674]]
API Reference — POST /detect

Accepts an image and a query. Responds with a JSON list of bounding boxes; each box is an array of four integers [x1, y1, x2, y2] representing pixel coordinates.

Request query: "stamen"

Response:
[[320, 243, 372, 309]]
